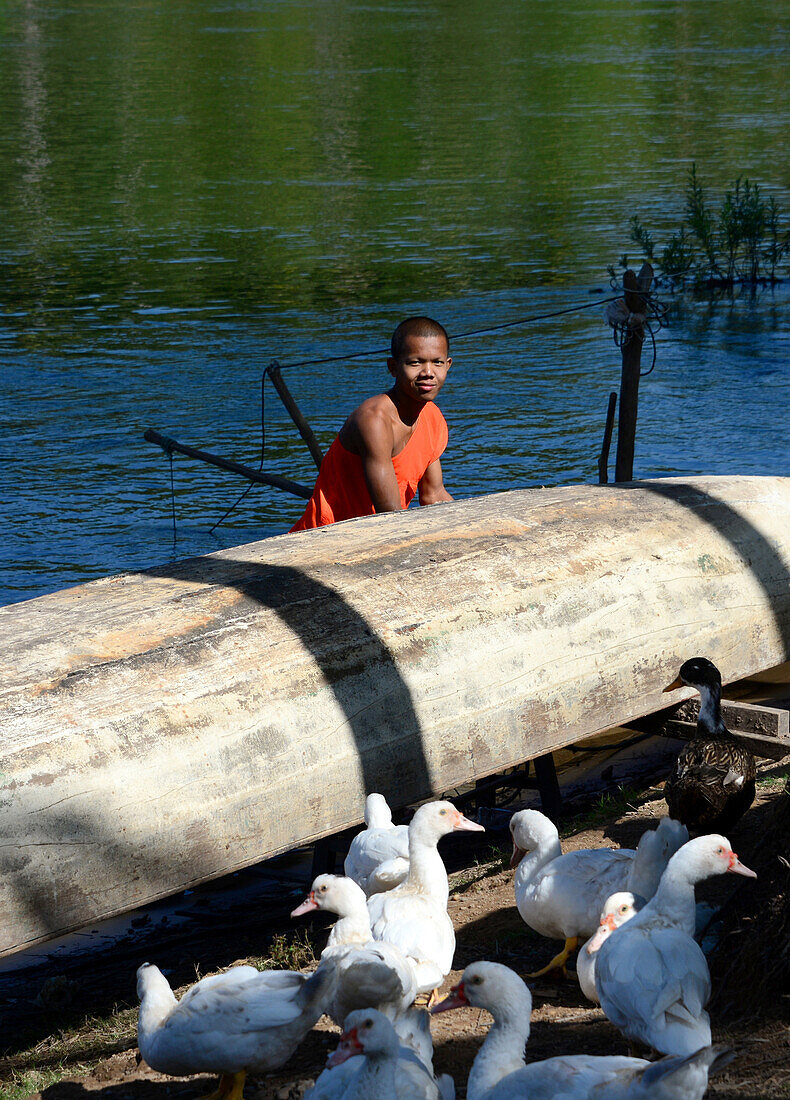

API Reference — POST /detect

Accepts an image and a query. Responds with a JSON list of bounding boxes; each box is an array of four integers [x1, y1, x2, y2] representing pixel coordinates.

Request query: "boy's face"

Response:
[[387, 333, 451, 405]]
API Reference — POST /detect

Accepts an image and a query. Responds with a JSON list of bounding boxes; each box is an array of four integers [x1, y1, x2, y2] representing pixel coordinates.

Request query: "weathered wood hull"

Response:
[[1, 475, 789, 957]]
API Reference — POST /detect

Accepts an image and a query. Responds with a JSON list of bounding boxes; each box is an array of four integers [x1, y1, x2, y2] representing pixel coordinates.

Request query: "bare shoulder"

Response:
[[340, 395, 396, 454]]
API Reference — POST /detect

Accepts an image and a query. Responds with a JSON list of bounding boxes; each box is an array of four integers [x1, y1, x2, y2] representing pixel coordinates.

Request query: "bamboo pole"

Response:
[[267, 361, 325, 470], [598, 391, 617, 484], [144, 429, 312, 499]]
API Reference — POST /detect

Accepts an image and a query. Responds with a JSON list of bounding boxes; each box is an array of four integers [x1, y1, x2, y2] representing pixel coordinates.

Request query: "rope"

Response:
[[268, 292, 626, 373], [208, 364, 268, 534], [606, 273, 670, 377], [175, 273, 674, 532]]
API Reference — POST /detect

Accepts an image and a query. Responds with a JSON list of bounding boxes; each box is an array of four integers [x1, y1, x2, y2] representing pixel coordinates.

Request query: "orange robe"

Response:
[[290, 403, 448, 531]]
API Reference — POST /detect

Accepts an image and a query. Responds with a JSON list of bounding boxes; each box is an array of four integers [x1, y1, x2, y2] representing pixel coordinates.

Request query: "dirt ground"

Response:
[[4, 771, 789, 1100]]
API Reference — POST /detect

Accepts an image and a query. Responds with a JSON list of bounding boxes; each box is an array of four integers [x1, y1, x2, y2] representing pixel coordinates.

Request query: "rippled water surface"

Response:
[[2, 0, 789, 605]]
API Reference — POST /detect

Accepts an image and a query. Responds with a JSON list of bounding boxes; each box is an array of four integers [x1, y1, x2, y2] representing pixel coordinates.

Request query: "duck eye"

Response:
[[716, 846, 724, 855], [364, 1018, 373, 1028], [439, 809, 447, 815]]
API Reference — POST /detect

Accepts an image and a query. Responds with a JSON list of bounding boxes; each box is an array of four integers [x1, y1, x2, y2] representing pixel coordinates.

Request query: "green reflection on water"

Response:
[[1, 0, 788, 339]]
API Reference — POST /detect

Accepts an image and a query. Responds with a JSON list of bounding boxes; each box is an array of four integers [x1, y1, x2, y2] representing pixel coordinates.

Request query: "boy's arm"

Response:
[[355, 407, 402, 513], [418, 458, 453, 506]]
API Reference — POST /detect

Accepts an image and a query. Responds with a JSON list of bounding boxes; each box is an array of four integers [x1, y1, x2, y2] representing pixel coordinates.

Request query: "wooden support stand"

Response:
[[454, 756, 563, 821], [533, 753, 563, 821]]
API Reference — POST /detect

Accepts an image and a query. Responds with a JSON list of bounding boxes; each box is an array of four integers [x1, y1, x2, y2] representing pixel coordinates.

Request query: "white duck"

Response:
[[137, 961, 333, 1100], [292, 874, 374, 952], [307, 1007, 454, 1100], [367, 800, 484, 996], [292, 873, 418, 1024], [595, 834, 756, 1055], [345, 793, 411, 896], [577, 891, 639, 1005], [430, 960, 732, 1100], [510, 811, 688, 976]]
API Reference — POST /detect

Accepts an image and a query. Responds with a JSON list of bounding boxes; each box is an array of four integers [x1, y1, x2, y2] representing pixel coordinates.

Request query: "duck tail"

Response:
[[638, 1044, 734, 1094]]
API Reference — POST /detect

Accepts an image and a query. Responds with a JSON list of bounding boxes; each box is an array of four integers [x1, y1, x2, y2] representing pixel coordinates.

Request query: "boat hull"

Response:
[[1, 475, 789, 956]]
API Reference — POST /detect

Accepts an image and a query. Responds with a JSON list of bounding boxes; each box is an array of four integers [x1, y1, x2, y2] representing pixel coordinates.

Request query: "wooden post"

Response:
[[144, 429, 312, 499], [608, 263, 653, 482], [533, 753, 562, 822], [598, 391, 617, 484], [267, 361, 325, 470]]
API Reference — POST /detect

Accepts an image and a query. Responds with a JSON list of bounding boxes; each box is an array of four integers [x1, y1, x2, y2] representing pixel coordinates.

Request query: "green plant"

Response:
[[259, 929, 317, 971], [762, 196, 790, 280], [560, 783, 648, 836], [629, 217, 654, 262], [622, 165, 788, 288], [685, 163, 719, 278]]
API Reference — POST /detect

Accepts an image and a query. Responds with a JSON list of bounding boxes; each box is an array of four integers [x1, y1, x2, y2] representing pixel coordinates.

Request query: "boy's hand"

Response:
[[419, 459, 453, 506]]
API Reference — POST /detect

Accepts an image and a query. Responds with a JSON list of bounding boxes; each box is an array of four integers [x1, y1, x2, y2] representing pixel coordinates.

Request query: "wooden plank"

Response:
[[627, 696, 790, 758], [1, 474, 789, 956], [673, 697, 789, 739], [628, 715, 790, 761]]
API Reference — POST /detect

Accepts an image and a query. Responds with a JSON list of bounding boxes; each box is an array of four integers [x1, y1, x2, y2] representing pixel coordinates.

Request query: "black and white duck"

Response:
[[663, 657, 756, 834]]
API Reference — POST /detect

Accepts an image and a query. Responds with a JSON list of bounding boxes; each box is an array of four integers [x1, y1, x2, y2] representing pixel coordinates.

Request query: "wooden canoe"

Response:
[[1, 474, 789, 958]]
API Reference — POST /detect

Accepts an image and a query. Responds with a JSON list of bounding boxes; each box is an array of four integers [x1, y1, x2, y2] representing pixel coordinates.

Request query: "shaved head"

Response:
[[390, 316, 449, 361]]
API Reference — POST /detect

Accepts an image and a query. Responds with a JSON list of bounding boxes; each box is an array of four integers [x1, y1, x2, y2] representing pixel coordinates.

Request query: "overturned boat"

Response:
[[1, 474, 789, 957]]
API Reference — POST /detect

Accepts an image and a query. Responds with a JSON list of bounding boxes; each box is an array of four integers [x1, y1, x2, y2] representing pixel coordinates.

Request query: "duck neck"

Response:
[[330, 910, 376, 946], [137, 986, 176, 1049], [348, 1051, 398, 1099], [468, 1010, 528, 1100], [406, 825, 448, 905], [513, 832, 561, 891], [650, 861, 697, 933], [695, 681, 726, 736], [327, 903, 373, 947]]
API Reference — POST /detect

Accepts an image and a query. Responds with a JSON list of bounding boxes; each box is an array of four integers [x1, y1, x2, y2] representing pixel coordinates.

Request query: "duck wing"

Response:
[[524, 849, 633, 939], [368, 894, 454, 985], [368, 856, 410, 894], [666, 739, 756, 830], [487, 1056, 645, 1100], [177, 969, 307, 1031], [597, 927, 711, 1054], [345, 826, 409, 889], [331, 944, 417, 1024]]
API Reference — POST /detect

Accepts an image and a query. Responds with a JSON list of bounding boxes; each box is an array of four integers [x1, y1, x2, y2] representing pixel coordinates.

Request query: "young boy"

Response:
[[290, 316, 453, 531]]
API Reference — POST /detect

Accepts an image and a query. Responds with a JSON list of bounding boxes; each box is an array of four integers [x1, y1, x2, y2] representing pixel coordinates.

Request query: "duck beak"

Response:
[[291, 891, 318, 917], [728, 853, 757, 879], [586, 921, 613, 955], [509, 842, 525, 870], [663, 675, 684, 693], [453, 812, 485, 833], [327, 1028, 363, 1067], [430, 981, 469, 1014]]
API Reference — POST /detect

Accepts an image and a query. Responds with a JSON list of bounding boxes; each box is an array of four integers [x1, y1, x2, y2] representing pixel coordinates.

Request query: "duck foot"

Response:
[[414, 989, 440, 1009], [526, 937, 578, 979], [201, 1071, 246, 1100]]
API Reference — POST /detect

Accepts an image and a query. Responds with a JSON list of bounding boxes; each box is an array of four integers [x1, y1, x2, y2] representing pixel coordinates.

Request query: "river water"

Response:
[[2, 0, 789, 606]]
